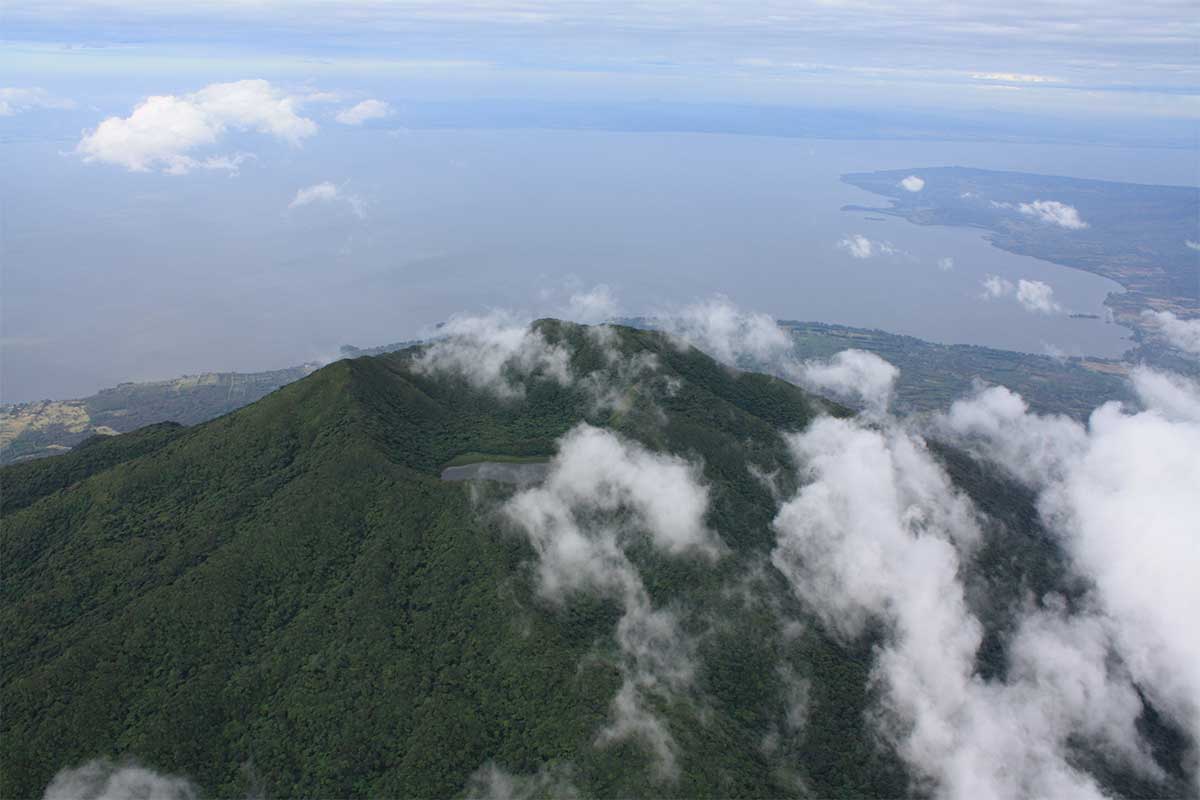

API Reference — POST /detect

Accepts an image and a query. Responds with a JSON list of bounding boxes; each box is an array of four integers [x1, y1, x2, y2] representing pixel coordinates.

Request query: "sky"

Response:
[[3, 0, 1197, 120], [1, 1, 1198, 402]]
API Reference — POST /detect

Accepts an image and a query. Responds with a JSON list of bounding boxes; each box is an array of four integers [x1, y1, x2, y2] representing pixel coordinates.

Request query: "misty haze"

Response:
[[2, 3, 1197, 800]]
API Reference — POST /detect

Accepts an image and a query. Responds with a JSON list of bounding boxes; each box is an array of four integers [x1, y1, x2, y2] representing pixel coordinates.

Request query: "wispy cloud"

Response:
[[837, 234, 898, 259], [655, 296, 793, 368], [565, 284, 619, 324], [971, 72, 1061, 83], [288, 181, 365, 217], [0, 87, 74, 116], [412, 310, 573, 399], [43, 759, 197, 800], [335, 98, 392, 125], [1143, 310, 1200, 355], [981, 275, 1062, 313], [1018, 200, 1089, 229], [798, 349, 897, 415], [504, 423, 720, 778]]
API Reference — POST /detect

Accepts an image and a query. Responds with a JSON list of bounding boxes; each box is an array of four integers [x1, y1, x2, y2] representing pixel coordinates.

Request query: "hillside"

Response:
[[1, 322, 1190, 799], [0, 367, 315, 464], [3, 315, 1153, 467]]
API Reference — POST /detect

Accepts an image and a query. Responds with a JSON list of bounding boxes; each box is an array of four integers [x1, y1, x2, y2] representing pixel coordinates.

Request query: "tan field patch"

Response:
[[0, 401, 92, 449]]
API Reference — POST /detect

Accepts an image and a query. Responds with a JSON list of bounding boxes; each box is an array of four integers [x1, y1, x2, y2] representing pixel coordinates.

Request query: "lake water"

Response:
[[3, 128, 1195, 402], [441, 462, 550, 484]]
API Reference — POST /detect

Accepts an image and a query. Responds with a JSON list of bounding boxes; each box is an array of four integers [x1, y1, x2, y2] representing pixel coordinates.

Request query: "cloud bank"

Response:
[[938, 369, 1200, 754], [769, 357, 1199, 797], [76, 79, 316, 174]]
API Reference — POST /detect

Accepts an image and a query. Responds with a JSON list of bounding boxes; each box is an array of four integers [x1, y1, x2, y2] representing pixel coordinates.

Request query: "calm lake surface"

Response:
[[4, 129, 1195, 401]]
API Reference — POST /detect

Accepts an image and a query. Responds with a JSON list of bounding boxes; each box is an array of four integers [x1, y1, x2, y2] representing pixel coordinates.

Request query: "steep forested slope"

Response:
[[2, 322, 1188, 799], [3, 324, 890, 798]]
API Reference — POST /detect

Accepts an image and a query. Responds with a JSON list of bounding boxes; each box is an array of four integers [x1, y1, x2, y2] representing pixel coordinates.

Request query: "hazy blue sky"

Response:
[[3, 1, 1197, 119]]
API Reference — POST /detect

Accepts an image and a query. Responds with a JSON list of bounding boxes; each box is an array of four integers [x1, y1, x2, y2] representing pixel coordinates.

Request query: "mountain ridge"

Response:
[[2, 321, 1190, 799]]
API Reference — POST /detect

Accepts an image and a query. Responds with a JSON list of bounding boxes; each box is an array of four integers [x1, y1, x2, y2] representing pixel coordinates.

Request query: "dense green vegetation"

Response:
[[2, 323, 889, 799], [6, 303, 1158, 467], [781, 320, 1135, 419], [1, 322, 1185, 798], [1, 367, 311, 464], [0, 422, 187, 517]]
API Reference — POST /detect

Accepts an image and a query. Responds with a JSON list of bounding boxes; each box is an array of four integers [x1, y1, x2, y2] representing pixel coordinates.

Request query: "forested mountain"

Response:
[[2, 322, 1191, 799]]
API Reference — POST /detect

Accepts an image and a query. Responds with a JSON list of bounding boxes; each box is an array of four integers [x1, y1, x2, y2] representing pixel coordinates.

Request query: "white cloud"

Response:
[[798, 349, 898, 415], [1186, 240, 1200, 251], [981, 276, 1061, 313], [289, 181, 339, 207], [656, 296, 793, 369], [413, 311, 572, 399], [75, 79, 317, 174], [288, 181, 365, 217], [971, 72, 1061, 83], [1015, 279, 1062, 313], [938, 369, 1200, 756], [1143, 310, 1200, 355], [0, 87, 74, 116], [838, 234, 874, 259], [43, 760, 197, 800], [565, 284, 619, 324], [411, 302, 675, 416], [504, 424, 720, 777], [772, 403, 1163, 798], [1018, 199, 1089, 229], [937, 257, 955, 271], [837, 234, 897, 259], [981, 274, 1014, 299], [335, 98, 392, 125], [900, 175, 925, 192], [1129, 366, 1200, 423]]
